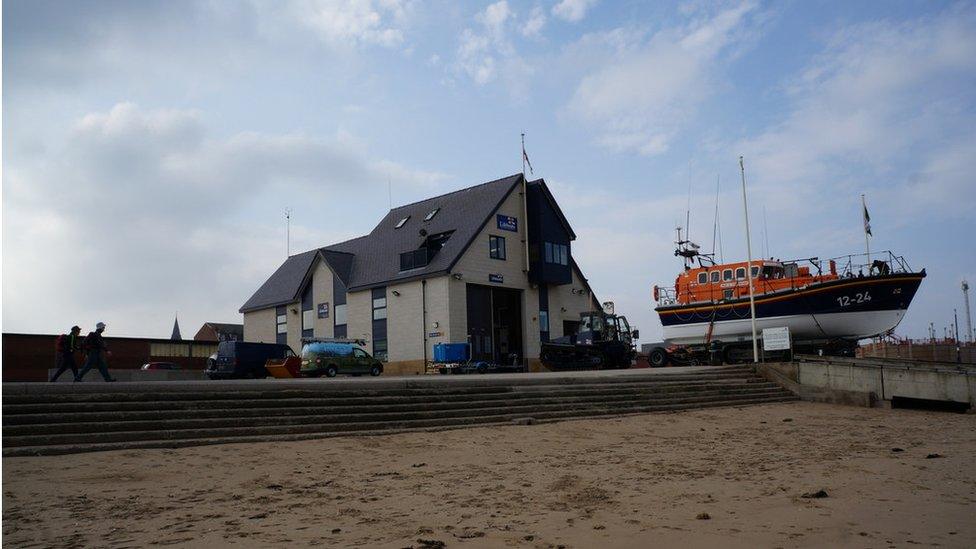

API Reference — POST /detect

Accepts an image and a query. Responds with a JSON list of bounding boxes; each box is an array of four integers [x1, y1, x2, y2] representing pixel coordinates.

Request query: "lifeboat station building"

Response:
[[240, 174, 600, 375]]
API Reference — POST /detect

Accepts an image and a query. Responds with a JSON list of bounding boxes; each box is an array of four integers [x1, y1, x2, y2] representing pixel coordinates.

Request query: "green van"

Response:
[[300, 341, 384, 378]]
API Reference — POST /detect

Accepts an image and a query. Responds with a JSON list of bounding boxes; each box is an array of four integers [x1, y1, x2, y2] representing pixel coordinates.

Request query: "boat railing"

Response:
[[823, 250, 913, 278], [655, 250, 915, 307]]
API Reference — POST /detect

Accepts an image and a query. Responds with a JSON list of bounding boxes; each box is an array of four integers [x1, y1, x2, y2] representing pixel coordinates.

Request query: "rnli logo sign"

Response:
[[496, 214, 518, 232]]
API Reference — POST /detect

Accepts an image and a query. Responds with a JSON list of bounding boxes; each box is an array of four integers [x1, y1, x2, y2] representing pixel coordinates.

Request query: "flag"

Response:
[[862, 202, 872, 237], [522, 147, 533, 175]]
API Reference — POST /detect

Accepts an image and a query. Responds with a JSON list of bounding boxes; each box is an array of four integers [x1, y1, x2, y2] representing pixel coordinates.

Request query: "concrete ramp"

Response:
[[3, 366, 795, 456], [758, 356, 976, 409]]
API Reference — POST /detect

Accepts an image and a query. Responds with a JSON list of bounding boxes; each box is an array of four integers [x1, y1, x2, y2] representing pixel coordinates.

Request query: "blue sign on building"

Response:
[[489, 273, 504, 284], [496, 214, 518, 232]]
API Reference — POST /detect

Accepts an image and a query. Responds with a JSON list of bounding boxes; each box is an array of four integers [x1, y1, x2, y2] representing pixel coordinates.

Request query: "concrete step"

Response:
[[2, 376, 770, 415], [3, 396, 797, 456], [2, 387, 792, 436], [1, 369, 758, 404], [2, 381, 784, 422]]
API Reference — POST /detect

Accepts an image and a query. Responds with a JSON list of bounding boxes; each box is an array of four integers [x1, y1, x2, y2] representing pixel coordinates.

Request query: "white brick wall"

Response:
[[243, 308, 276, 343], [311, 260, 335, 338], [346, 289, 373, 349]]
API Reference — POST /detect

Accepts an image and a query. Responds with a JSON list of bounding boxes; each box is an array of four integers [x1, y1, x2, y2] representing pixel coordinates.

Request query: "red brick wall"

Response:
[[2, 333, 213, 382]]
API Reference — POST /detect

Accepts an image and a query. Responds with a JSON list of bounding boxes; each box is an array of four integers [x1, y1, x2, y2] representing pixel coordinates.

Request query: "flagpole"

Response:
[[521, 132, 526, 175], [861, 194, 870, 264], [740, 156, 759, 364]]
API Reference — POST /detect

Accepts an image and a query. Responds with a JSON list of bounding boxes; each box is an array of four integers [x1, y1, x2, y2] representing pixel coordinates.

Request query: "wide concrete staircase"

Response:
[[3, 366, 796, 456]]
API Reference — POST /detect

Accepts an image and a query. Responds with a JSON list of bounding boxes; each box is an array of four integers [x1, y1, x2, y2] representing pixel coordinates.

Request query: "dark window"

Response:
[[544, 242, 568, 265], [751, 266, 760, 278], [723, 289, 734, 300], [334, 304, 348, 325], [735, 267, 746, 280], [489, 235, 506, 260], [710, 271, 720, 283], [697, 272, 707, 284], [539, 310, 549, 332], [373, 339, 388, 362], [372, 295, 387, 320], [399, 230, 454, 272], [723, 269, 733, 281]]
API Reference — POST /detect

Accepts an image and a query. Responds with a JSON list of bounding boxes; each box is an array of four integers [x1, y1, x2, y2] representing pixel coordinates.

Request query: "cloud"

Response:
[[453, 1, 534, 95], [566, 1, 760, 155], [1, 103, 445, 336], [736, 5, 976, 220], [260, 0, 411, 48], [552, 0, 597, 23], [522, 6, 546, 38]]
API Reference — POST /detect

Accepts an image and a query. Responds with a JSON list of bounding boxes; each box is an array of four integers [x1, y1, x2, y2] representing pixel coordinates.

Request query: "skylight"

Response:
[[394, 215, 410, 229], [424, 208, 440, 221]]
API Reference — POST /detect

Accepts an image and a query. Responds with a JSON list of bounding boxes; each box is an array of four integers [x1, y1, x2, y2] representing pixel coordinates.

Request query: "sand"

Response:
[[3, 401, 975, 548]]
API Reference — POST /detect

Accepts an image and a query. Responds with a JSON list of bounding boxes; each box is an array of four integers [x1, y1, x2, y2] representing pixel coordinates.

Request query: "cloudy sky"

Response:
[[3, 0, 975, 342]]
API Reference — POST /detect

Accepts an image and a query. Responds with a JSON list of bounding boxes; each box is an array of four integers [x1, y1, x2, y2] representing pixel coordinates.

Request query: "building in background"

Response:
[[193, 322, 244, 342], [240, 174, 600, 375], [1, 333, 217, 382]]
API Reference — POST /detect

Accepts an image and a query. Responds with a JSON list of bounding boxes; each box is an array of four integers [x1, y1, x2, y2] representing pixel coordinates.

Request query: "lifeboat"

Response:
[[654, 251, 925, 346]]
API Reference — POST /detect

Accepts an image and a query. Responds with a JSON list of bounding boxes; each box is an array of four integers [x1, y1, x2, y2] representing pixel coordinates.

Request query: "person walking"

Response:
[[50, 326, 83, 382], [75, 322, 117, 382]]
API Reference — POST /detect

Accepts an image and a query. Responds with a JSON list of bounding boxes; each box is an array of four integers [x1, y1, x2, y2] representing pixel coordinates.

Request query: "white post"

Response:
[[740, 156, 759, 363]]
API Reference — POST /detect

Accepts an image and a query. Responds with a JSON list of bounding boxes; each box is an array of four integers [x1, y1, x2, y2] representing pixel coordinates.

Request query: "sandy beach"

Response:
[[3, 401, 975, 548]]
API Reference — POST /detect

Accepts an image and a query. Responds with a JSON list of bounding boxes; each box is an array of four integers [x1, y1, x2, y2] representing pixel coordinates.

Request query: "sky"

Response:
[[3, 0, 975, 343]]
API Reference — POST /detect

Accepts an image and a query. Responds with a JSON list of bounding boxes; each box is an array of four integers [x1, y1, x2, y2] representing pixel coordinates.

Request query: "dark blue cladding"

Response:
[[656, 274, 925, 327]]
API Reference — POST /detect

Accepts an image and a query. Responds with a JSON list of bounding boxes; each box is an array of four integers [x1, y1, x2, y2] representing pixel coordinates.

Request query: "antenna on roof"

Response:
[[285, 208, 292, 257]]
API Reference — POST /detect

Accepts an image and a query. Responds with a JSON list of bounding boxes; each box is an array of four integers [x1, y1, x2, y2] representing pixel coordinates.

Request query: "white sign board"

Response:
[[762, 327, 791, 351]]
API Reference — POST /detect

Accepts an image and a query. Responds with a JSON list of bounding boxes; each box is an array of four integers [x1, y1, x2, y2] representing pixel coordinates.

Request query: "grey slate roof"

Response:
[[239, 248, 319, 313], [240, 174, 524, 313]]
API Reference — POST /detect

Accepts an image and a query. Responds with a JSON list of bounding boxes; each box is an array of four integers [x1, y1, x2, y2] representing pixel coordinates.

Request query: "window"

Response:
[[424, 208, 439, 221], [539, 310, 550, 332], [544, 242, 568, 265], [751, 266, 760, 278], [489, 235, 506, 260], [302, 309, 314, 331], [394, 216, 410, 229], [372, 295, 387, 320], [334, 304, 348, 326], [723, 289, 734, 300], [276, 313, 287, 334], [723, 269, 733, 281], [697, 272, 708, 284], [735, 267, 746, 280], [373, 339, 388, 361], [710, 271, 720, 283], [353, 348, 367, 358]]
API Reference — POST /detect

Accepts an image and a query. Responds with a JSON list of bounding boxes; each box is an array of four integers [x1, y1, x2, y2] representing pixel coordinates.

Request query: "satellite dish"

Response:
[[419, 228, 428, 237]]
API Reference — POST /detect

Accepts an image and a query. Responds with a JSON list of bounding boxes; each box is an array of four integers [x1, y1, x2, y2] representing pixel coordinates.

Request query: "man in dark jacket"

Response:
[[75, 322, 116, 382], [50, 325, 82, 382]]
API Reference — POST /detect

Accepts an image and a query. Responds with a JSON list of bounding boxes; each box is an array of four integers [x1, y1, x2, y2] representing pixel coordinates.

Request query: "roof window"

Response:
[[394, 215, 410, 229], [424, 208, 440, 221]]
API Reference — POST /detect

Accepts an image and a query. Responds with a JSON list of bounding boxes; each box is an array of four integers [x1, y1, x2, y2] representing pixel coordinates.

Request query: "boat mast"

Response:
[[739, 156, 759, 363]]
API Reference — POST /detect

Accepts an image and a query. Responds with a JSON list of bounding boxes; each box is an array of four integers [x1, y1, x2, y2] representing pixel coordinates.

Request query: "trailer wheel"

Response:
[[649, 347, 668, 368]]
